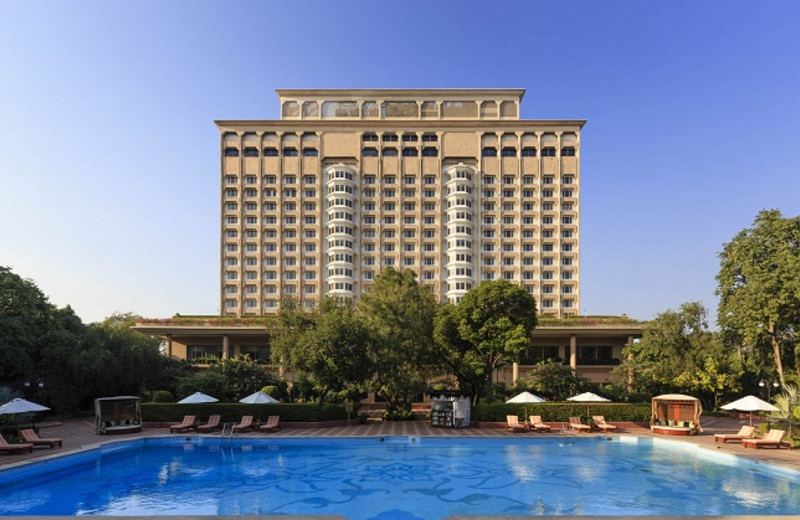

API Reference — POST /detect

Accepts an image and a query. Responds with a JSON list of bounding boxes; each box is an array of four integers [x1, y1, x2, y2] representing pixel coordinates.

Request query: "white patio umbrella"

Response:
[[239, 391, 279, 404], [721, 395, 779, 426], [506, 391, 546, 403], [567, 391, 611, 417], [177, 392, 219, 404], [0, 398, 50, 432]]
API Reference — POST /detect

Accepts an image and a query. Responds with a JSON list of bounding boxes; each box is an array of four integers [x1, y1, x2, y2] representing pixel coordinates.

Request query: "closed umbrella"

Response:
[[239, 391, 278, 404], [0, 398, 50, 433], [721, 395, 779, 426], [177, 392, 219, 404], [506, 391, 546, 403], [567, 391, 611, 418]]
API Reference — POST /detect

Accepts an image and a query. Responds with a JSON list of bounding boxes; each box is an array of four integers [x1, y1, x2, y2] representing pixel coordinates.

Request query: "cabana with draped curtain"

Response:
[[651, 394, 702, 435]]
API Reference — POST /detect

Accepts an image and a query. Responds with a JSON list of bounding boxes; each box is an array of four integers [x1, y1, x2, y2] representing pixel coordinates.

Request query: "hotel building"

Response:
[[215, 89, 584, 316], [134, 88, 643, 388]]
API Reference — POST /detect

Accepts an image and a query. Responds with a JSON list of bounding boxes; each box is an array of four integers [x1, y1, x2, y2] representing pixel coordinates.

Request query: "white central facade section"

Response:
[[444, 164, 476, 303], [325, 163, 358, 298]]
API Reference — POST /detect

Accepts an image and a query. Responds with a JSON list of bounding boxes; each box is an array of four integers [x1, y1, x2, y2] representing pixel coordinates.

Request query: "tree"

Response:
[[616, 302, 742, 406], [434, 279, 537, 404], [357, 269, 438, 414], [772, 385, 799, 439], [716, 209, 800, 388], [269, 296, 318, 369], [213, 355, 276, 401], [518, 360, 593, 401], [293, 298, 373, 402], [0, 266, 55, 381]]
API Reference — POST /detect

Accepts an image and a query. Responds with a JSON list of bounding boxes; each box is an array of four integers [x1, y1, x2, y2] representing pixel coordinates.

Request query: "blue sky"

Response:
[[1, 1, 798, 324]]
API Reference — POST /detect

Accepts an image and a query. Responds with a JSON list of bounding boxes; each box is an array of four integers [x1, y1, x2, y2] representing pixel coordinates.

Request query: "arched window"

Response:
[[501, 147, 517, 157], [402, 148, 418, 157], [243, 147, 259, 157], [521, 147, 537, 157], [362, 148, 378, 157], [481, 147, 497, 157], [224, 147, 239, 157], [422, 147, 438, 157], [302, 148, 318, 157], [283, 148, 299, 157], [561, 147, 576, 156]]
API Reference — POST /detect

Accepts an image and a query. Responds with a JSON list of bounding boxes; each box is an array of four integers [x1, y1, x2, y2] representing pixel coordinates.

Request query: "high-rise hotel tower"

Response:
[[216, 89, 584, 317]]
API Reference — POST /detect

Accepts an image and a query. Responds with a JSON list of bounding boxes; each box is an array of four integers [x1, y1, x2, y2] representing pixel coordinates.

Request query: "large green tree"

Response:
[[1, 267, 168, 412], [357, 268, 438, 413], [434, 279, 537, 404], [716, 209, 800, 388], [293, 298, 373, 402], [616, 302, 742, 407]]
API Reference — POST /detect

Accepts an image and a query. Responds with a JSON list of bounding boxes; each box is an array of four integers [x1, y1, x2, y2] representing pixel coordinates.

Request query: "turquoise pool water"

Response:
[[0, 436, 798, 518]]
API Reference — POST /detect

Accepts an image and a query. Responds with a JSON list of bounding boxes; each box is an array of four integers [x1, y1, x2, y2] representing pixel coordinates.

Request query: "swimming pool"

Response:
[[0, 436, 798, 518]]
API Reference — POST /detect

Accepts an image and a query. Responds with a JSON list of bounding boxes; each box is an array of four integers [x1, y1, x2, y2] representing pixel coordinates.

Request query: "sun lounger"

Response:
[[20, 429, 63, 448], [169, 415, 197, 433], [0, 433, 34, 454], [592, 415, 617, 433], [233, 415, 255, 433], [742, 429, 791, 450], [714, 425, 754, 443], [529, 415, 551, 432], [506, 415, 527, 433], [259, 415, 281, 433], [196, 414, 222, 433], [569, 416, 591, 433]]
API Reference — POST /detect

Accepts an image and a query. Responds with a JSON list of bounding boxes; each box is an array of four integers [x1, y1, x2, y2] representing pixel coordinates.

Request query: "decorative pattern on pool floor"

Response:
[[0, 436, 798, 519]]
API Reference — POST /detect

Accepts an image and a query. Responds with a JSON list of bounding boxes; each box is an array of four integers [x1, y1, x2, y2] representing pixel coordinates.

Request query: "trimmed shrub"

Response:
[[152, 390, 175, 403], [141, 402, 349, 423], [473, 402, 651, 423]]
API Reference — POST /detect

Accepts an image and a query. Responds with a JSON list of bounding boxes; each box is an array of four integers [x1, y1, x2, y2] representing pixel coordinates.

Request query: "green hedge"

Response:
[[473, 403, 651, 423], [142, 403, 349, 423]]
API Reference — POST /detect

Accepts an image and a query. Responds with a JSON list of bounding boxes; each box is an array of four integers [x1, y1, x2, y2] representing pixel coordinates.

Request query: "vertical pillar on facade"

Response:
[[626, 334, 635, 392], [222, 335, 230, 360], [512, 362, 519, 385], [569, 335, 577, 369], [166, 334, 173, 359]]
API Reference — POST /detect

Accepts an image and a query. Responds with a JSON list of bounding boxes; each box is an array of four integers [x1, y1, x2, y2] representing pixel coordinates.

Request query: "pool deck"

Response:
[[1, 417, 798, 520], [1, 416, 796, 472]]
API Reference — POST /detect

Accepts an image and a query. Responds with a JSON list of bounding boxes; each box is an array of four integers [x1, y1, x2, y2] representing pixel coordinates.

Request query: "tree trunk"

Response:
[[769, 324, 786, 388]]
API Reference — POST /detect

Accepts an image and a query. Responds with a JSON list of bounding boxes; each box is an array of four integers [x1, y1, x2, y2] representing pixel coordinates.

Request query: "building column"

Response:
[[222, 335, 230, 360], [569, 335, 577, 369], [166, 334, 173, 359], [512, 362, 519, 384]]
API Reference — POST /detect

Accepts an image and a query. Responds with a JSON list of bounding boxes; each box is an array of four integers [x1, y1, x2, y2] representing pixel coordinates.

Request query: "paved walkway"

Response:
[[0, 416, 796, 472]]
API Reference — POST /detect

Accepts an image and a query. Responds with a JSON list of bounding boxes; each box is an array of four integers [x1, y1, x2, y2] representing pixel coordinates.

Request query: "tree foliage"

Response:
[[357, 269, 438, 413], [433, 279, 537, 404], [294, 298, 373, 403], [0, 266, 168, 413], [716, 209, 800, 388], [616, 302, 742, 407], [517, 360, 594, 401]]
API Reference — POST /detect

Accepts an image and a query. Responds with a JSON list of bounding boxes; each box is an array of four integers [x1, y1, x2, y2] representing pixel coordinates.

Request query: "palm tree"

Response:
[[772, 385, 799, 439]]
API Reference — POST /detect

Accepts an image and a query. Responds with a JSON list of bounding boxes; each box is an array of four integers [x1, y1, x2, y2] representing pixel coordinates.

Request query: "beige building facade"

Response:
[[216, 89, 584, 316]]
